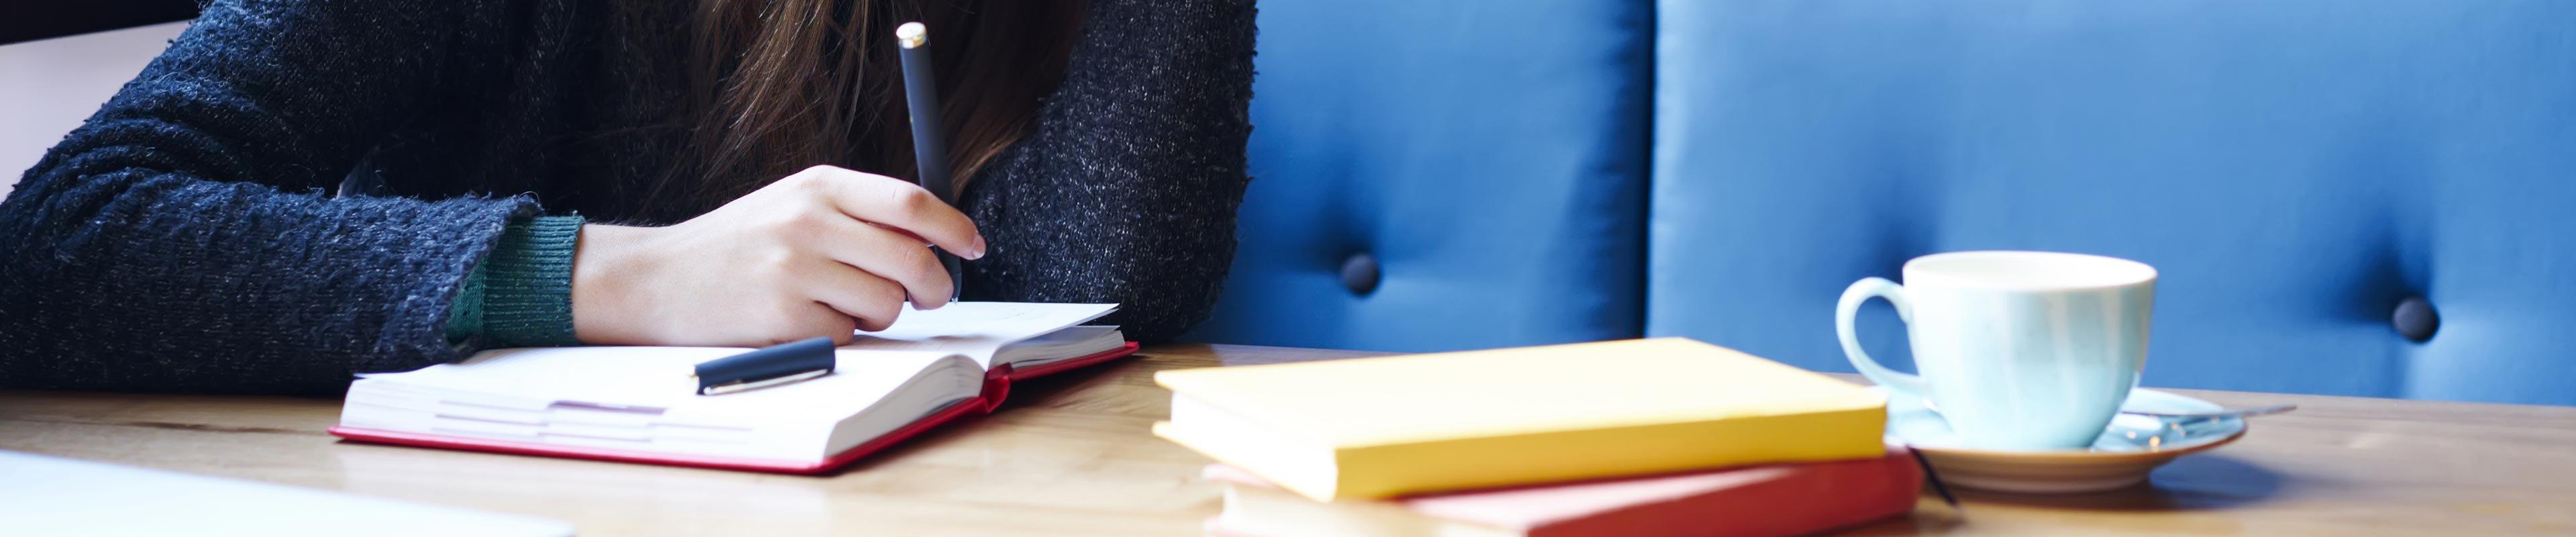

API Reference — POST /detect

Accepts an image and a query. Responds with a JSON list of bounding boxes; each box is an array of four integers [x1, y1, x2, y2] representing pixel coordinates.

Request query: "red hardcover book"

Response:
[[1205, 446, 1923, 537], [331, 303, 1133, 475]]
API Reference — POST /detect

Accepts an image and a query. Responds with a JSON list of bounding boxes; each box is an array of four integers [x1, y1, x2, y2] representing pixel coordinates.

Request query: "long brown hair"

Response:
[[653, 0, 1085, 211]]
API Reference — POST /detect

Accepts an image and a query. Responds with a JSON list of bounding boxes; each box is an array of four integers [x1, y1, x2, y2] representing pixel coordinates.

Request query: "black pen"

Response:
[[693, 337, 837, 395], [896, 21, 965, 301]]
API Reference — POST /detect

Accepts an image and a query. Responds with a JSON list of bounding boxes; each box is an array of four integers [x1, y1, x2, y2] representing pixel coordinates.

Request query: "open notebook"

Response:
[[331, 303, 1134, 474]]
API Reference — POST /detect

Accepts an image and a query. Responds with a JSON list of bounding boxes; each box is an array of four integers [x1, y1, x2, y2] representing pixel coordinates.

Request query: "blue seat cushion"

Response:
[[1187, 1, 1654, 351], [1649, 0, 2576, 405]]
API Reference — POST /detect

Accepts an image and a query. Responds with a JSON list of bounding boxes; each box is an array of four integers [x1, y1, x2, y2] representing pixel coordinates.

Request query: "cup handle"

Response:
[[1837, 277, 1928, 397]]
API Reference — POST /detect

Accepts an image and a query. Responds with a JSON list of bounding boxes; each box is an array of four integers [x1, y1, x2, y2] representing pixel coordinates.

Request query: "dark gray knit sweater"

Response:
[[0, 0, 1254, 395]]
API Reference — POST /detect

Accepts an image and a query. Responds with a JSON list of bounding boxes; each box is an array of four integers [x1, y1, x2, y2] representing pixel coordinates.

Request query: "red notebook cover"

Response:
[[329, 342, 1140, 474], [1206, 446, 1922, 537]]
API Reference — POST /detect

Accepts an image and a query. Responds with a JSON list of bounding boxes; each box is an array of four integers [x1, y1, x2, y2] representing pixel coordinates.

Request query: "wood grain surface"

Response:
[[3, 344, 2572, 536]]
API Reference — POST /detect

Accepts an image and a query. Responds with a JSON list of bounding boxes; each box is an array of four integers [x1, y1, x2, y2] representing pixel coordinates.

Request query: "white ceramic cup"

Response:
[[1836, 251, 2157, 450]]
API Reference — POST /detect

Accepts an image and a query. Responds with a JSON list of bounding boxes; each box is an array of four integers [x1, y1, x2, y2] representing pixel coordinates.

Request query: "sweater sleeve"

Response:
[[956, 0, 1256, 343], [0, 0, 530, 395], [445, 215, 585, 349]]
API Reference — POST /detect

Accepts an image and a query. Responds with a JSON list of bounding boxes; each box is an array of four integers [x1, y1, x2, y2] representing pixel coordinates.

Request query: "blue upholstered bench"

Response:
[[1195, 0, 2576, 406], [1186, 0, 1654, 351]]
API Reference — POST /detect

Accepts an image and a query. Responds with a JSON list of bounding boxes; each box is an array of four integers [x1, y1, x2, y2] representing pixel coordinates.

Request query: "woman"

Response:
[[0, 0, 1254, 395]]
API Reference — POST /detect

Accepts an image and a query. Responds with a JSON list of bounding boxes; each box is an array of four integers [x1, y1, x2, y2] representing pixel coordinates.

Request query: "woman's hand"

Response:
[[569, 165, 985, 346]]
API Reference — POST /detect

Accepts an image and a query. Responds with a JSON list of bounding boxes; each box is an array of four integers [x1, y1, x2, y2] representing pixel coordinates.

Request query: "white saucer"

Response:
[[1879, 387, 2248, 493]]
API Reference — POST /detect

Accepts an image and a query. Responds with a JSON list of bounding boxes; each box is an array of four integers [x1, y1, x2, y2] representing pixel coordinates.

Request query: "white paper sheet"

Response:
[[0, 451, 572, 536]]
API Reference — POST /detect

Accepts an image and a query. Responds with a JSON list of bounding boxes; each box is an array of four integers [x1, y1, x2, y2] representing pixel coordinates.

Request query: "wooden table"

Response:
[[4, 344, 2574, 536]]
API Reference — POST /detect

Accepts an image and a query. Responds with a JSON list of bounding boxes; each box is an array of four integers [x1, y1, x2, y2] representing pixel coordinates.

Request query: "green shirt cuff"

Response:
[[445, 215, 584, 348]]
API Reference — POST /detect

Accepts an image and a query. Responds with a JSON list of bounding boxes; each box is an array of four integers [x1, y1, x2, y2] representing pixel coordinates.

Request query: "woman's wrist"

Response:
[[570, 224, 660, 345]]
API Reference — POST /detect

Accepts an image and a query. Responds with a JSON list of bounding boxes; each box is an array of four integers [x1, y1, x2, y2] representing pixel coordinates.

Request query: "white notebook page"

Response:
[[843, 302, 1118, 367]]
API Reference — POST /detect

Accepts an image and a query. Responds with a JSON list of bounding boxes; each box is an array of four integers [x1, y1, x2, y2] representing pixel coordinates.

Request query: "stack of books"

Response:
[[1154, 338, 1921, 537]]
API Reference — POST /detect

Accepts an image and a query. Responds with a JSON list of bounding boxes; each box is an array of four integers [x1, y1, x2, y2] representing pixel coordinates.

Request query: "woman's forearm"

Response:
[[0, 0, 526, 395]]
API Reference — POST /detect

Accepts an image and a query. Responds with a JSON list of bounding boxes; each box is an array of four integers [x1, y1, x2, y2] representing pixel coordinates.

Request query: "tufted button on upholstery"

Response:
[[1340, 253, 1382, 296], [2392, 296, 2438, 342]]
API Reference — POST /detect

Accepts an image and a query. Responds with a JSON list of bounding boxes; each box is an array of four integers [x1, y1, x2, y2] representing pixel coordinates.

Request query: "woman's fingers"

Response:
[[789, 165, 985, 260], [800, 259, 911, 332], [568, 164, 983, 347], [804, 213, 953, 309], [778, 301, 863, 345]]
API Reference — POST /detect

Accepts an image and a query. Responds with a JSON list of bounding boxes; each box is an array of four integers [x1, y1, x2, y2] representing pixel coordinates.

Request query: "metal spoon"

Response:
[[2120, 403, 2297, 420]]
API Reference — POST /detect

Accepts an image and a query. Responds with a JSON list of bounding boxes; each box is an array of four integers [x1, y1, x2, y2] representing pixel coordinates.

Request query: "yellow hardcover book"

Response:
[[1151, 338, 1887, 502]]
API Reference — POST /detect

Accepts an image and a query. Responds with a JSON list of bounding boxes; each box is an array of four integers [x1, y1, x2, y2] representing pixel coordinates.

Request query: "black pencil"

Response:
[[896, 21, 964, 301]]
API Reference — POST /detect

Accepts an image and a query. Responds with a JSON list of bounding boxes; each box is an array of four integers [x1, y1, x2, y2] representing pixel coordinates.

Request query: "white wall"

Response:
[[0, 22, 189, 199]]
